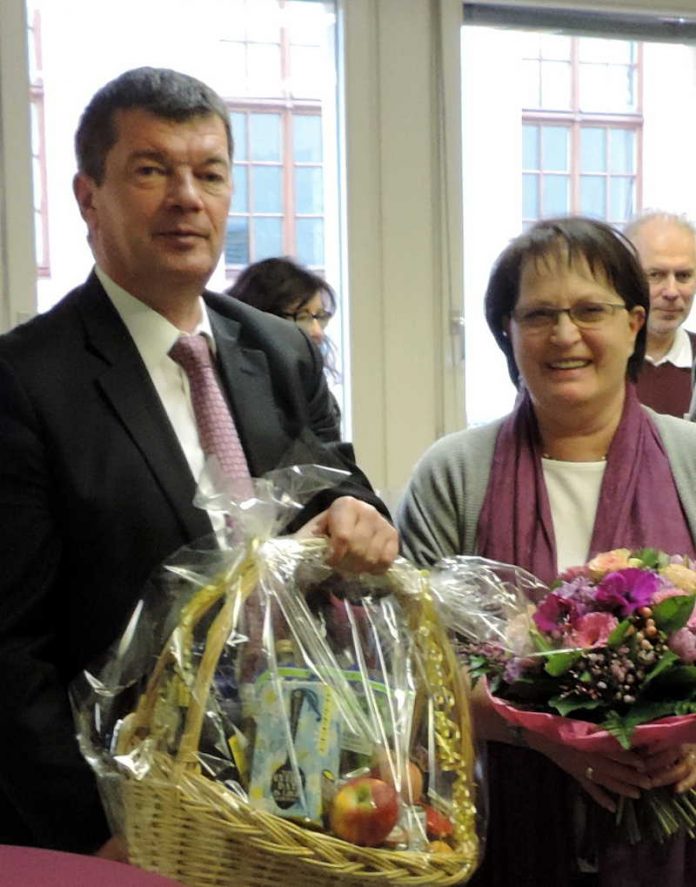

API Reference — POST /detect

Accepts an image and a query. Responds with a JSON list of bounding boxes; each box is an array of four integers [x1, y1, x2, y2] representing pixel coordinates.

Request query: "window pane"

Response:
[[249, 113, 282, 161], [294, 115, 322, 162], [232, 165, 248, 212], [289, 45, 323, 99], [247, 43, 282, 96], [254, 217, 283, 260], [580, 64, 635, 112], [580, 175, 607, 218], [523, 125, 539, 169], [252, 165, 283, 212], [521, 59, 541, 108], [246, 0, 282, 41], [225, 43, 247, 94], [295, 167, 323, 214], [539, 33, 571, 60], [579, 37, 634, 64], [216, 0, 246, 39], [523, 173, 539, 219], [543, 175, 569, 216], [609, 129, 635, 174], [226, 217, 249, 265], [296, 217, 324, 265], [541, 127, 569, 172], [519, 31, 542, 58], [540, 61, 571, 109], [287, 1, 325, 43], [610, 176, 635, 223], [231, 112, 248, 161], [580, 128, 606, 173]]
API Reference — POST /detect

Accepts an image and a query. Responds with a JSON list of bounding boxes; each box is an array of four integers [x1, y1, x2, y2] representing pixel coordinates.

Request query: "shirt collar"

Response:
[[644, 325, 693, 368], [95, 266, 215, 368]]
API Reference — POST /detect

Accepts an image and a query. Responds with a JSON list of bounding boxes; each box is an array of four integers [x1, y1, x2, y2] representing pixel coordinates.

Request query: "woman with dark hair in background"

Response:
[[227, 256, 338, 380], [397, 216, 696, 886]]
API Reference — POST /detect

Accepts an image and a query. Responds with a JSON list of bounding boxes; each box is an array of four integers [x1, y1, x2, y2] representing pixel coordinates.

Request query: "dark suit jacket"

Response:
[[0, 272, 385, 852]]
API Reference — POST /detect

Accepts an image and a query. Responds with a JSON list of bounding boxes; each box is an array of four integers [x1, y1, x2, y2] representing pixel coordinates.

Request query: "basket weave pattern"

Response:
[[115, 543, 479, 886]]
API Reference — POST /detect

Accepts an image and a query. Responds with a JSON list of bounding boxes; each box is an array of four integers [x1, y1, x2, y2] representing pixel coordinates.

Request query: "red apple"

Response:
[[329, 776, 399, 847]]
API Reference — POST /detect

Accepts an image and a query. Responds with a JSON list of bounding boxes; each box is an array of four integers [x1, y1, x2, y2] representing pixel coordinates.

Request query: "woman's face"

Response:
[[286, 291, 330, 345], [506, 253, 645, 419]]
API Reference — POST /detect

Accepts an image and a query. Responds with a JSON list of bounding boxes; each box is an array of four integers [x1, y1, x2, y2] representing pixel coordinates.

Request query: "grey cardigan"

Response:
[[397, 408, 696, 567]]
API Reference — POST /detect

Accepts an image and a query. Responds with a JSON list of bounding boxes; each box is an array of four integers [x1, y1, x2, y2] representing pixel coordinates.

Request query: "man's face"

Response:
[[74, 108, 232, 304], [631, 219, 696, 339]]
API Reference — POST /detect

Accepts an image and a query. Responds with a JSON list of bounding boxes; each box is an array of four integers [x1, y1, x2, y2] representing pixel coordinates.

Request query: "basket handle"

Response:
[[115, 572, 236, 754], [175, 553, 260, 772]]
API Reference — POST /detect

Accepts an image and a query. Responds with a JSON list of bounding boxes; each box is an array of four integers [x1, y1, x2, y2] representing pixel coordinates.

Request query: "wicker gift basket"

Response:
[[73, 475, 480, 887]]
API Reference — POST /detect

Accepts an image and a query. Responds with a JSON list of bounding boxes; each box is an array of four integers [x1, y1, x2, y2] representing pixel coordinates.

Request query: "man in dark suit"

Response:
[[0, 67, 396, 859]]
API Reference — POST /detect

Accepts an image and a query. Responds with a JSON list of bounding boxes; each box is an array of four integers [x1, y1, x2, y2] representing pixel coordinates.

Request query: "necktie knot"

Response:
[[169, 333, 213, 373]]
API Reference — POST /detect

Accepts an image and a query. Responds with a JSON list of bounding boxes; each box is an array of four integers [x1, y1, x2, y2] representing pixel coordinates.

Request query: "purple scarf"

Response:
[[477, 385, 695, 585]]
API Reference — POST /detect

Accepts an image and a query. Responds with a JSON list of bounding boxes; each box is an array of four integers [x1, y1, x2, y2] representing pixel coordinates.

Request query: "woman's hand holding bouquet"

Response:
[[435, 548, 696, 843]]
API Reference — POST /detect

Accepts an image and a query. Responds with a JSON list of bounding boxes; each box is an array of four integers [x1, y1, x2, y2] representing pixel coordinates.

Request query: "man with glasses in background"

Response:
[[625, 211, 696, 418]]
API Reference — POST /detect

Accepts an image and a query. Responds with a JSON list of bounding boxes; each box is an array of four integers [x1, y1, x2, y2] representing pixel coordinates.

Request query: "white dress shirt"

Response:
[[95, 265, 214, 487]]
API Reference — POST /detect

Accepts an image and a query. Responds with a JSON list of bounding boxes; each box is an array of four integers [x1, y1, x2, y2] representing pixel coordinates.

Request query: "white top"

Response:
[[542, 458, 607, 572], [95, 265, 213, 487], [645, 325, 693, 368]]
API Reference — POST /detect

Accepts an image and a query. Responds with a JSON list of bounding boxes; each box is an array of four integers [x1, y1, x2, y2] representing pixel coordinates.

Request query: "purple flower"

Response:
[[553, 576, 598, 616], [593, 568, 660, 616], [503, 656, 541, 683], [533, 593, 579, 633]]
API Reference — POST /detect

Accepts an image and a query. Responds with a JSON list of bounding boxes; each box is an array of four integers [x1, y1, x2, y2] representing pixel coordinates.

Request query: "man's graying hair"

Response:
[[75, 67, 233, 184]]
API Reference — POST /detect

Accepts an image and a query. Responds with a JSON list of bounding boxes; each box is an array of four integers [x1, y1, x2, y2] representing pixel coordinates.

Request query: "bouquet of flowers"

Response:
[[433, 549, 696, 844]]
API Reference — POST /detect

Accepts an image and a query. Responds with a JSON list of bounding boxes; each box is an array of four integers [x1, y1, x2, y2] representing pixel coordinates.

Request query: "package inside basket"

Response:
[[70, 465, 481, 887]]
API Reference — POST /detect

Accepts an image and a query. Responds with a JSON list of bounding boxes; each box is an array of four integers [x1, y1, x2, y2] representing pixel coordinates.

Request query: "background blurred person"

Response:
[[397, 217, 696, 887], [228, 256, 338, 374], [625, 211, 696, 417]]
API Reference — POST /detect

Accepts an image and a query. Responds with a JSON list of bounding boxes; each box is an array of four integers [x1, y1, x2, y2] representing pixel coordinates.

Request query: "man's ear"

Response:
[[73, 172, 97, 224]]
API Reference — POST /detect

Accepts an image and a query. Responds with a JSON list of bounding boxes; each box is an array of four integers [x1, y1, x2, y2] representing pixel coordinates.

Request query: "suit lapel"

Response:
[[77, 277, 212, 540]]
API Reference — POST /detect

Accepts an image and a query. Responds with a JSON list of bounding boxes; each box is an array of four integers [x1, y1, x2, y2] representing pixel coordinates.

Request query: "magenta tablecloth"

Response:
[[0, 845, 184, 887]]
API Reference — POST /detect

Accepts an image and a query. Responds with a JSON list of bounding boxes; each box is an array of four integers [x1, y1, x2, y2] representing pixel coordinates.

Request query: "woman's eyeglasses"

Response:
[[280, 309, 333, 330], [512, 301, 628, 332]]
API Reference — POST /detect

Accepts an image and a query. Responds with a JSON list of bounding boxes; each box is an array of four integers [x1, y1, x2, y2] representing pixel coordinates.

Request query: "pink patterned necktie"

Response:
[[169, 334, 253, 487]]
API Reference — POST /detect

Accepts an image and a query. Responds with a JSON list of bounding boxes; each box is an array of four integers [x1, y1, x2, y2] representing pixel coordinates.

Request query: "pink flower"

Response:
[[557, 564, 591, 583], [668, 628, 696, 664], [566, 612, 618, 648]]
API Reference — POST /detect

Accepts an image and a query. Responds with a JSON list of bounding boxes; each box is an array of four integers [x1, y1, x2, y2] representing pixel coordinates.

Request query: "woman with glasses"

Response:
[[397, 217, 696, 887], [227, 256, 336, 356], [227, 256, 340, 421]]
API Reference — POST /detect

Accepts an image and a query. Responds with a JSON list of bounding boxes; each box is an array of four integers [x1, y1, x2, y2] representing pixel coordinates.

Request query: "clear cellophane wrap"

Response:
[[71, 467, 481, 887]]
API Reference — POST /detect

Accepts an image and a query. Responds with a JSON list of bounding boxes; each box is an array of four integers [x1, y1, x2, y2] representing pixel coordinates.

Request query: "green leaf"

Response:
[[608, 619, 631, 646], [650, 665, 696, 687], [602, 710, 634, 749], [642, 650, 679, 686], [603, 699, 695, 747], [633, 548, 670, 570], [548, 694, 605, 717], [652, 594, 696, 634], [544, 650, 581, 677], [529, 625, 554, 653]]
